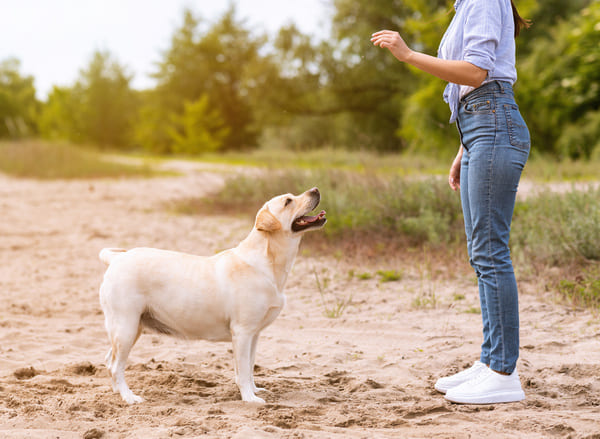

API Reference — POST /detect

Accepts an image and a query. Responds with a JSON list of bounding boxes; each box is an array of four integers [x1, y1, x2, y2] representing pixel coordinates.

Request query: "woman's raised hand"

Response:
[[371, 30, 413, 62]]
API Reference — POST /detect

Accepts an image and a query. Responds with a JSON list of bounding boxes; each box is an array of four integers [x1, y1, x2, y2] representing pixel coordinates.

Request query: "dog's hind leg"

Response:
[[104, 346, 118, 392], [110, 320, 144, 404]]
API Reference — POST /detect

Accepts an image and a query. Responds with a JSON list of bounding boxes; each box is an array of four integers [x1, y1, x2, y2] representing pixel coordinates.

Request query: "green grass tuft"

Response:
[[376, 269, 403, 282]]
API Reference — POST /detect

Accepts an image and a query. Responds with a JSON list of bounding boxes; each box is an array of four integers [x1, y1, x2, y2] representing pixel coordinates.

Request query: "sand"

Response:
[[0, 164, 599, 438]]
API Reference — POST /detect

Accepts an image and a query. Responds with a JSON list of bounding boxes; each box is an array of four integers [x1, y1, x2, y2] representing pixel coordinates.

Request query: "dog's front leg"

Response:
[[250, 333, 265, 393], [232, 330, 265, 403]]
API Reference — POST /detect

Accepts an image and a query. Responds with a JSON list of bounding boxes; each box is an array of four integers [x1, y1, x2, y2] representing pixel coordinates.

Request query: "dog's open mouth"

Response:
[[292, 210, 327, 232]]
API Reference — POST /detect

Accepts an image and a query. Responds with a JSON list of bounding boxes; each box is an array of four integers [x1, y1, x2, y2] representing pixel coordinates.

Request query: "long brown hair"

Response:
[[511, 1, 531, 38]]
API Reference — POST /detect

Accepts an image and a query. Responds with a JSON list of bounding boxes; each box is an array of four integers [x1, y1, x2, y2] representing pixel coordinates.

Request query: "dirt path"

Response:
[[0, 164, 599, 438]]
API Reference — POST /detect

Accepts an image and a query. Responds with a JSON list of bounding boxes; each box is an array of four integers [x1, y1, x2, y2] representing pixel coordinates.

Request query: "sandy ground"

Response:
[[0, 164, 599, 439]]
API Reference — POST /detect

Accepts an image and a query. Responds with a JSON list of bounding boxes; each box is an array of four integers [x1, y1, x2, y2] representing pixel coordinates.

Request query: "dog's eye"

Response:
[[284, 198, 292, 207]]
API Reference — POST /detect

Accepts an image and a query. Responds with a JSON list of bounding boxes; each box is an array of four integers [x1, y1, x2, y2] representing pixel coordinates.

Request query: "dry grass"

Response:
[[0, 140, 158, 179]]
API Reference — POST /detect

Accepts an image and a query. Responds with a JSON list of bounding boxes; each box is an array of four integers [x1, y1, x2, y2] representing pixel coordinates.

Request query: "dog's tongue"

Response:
[[295, 210, 326, 225]]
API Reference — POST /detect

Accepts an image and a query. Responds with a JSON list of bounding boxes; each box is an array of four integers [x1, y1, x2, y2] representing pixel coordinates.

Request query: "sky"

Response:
[[0, 0, 332, 99]]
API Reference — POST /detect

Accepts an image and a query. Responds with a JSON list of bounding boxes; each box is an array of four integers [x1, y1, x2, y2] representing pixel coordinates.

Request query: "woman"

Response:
[[371, 0, 530, 404]]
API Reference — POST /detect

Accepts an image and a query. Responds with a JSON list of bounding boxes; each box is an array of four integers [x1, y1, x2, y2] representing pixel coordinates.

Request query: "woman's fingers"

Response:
[[371, 30, 411, 62], [449, 162, 461, 191], [371, 30, 397, 47], [371, 30, 393, 38], [449, 176, 460, 191]]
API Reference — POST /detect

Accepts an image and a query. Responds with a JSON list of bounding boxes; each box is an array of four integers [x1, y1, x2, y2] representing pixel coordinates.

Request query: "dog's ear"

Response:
[[255, 208, 282, 232]]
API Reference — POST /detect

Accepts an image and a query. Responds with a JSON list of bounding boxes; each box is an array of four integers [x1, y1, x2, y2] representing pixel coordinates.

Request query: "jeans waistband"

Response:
[[461, 80, 513, 102]]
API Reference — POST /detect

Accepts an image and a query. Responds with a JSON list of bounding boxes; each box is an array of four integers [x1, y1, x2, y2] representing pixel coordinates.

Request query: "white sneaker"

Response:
[[444, 367, 525, 404], [434, 361, 488, 394]]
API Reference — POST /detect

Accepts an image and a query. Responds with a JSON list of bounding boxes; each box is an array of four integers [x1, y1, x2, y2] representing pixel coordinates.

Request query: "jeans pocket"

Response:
[[504, 104, 530, 149], [463, 98, 493, 114]]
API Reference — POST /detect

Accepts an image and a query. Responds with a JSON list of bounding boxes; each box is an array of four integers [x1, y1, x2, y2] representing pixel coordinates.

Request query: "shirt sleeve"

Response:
[[462, 0, 503, 75]]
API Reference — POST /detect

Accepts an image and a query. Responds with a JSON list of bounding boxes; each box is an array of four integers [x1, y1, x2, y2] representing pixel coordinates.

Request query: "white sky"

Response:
[[0, 0, 332, 99]]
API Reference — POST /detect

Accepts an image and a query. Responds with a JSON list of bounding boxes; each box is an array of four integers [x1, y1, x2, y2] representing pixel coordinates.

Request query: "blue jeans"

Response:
[[456, 81, 530, 374]]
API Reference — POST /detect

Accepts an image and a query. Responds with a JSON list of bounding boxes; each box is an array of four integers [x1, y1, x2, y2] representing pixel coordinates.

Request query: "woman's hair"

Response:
[[511, 1, 531, 38]]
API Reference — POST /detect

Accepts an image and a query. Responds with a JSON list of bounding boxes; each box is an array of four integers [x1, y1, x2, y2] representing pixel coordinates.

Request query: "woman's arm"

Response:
[[371, 30, 487, 87]]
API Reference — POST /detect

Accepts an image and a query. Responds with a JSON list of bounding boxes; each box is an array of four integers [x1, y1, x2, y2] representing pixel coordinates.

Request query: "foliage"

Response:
[[4, 0, 600, 159], [0, 59, 39, 138], [174, 168, 464, 246], [512, 187, 600, 265], [39, 51, 138, 149], [558, 266, 600, 309], [167, 95, 230, 154], [135, 8, 264, 153], [518, 1, 600, 158]]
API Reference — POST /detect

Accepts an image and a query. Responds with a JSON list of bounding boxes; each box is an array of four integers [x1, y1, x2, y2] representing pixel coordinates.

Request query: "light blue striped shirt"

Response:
[[438, 0, 517, 123]]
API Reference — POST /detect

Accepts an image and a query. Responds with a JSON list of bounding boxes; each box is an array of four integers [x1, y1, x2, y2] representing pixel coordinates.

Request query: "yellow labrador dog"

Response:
[[98, 187, 326, 404]]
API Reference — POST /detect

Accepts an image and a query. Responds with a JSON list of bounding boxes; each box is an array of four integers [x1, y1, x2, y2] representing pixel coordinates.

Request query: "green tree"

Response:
[[76, 51, 138, 148], [519, 1, 600, 158], [136, 7, 264, 153], [0, 58, 39, 138], [249, 24, 340, 149], [39, 51, 138, 149], [38, 85, 82, 142], [326, 0, 460, 151], [167, 94, 230, 154]]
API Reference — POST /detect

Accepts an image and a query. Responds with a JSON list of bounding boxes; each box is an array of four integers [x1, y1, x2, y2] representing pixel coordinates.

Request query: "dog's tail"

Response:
[[99, 248, 127, 265]]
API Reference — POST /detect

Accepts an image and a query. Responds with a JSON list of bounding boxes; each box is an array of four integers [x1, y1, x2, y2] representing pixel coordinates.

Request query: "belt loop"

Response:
[[496, 80, 504, 93]]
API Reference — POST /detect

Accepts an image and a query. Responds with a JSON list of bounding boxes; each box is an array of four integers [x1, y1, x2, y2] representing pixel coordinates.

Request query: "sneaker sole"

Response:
[[445, 390, 525, 404], [434, 383, 450, 394]]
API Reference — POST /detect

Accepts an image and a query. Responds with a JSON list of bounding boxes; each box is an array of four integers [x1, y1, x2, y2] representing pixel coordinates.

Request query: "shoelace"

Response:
[[454, 362, 484, 378], [462, 366, 492, 386]]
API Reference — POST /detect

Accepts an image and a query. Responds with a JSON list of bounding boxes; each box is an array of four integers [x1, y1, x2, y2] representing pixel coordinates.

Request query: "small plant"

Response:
[[313, 268, 353, 318], [356, 272, 374, 280], [557, 266, 600, 309], [464, 307, 481, 314], [376, 269, 403, 282], [412, 290, 438, 309], [453, 293, 466, 301]]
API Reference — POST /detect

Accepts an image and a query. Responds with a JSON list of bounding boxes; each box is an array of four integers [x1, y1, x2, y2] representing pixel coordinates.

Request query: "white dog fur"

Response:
[[98, 187, 326, 404]]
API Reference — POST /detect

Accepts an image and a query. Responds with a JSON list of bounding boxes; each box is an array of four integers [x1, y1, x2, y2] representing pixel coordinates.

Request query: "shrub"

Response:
[[512, 187, 600, 265], [177, 168, 464, 247]]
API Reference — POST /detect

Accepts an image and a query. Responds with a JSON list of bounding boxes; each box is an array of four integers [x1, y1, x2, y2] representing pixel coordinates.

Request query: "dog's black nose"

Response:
[[309, 187, 320, 196]]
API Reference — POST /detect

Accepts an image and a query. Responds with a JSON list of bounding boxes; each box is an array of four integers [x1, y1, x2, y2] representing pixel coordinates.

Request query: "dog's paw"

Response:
[[252, 385, 266, 393], [242, 393, 265, 404], [122, 393, 144, 404]]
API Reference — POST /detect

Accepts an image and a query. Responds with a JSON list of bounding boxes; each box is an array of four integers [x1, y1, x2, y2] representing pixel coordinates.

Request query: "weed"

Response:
[[313, 268, 353, 318], [355, 272, 373, 280], [376, 269, 403, 282], [453, 293, 466, 301], [557, 266, 600, 310], [412, 290, 438, 309]]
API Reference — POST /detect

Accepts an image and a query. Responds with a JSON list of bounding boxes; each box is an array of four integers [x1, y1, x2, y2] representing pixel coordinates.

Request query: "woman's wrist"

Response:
[[404, 49, 417, 64]]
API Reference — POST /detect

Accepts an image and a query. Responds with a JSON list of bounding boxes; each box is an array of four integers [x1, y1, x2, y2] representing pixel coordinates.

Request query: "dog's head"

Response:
[[255, 187, 327, 234]]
